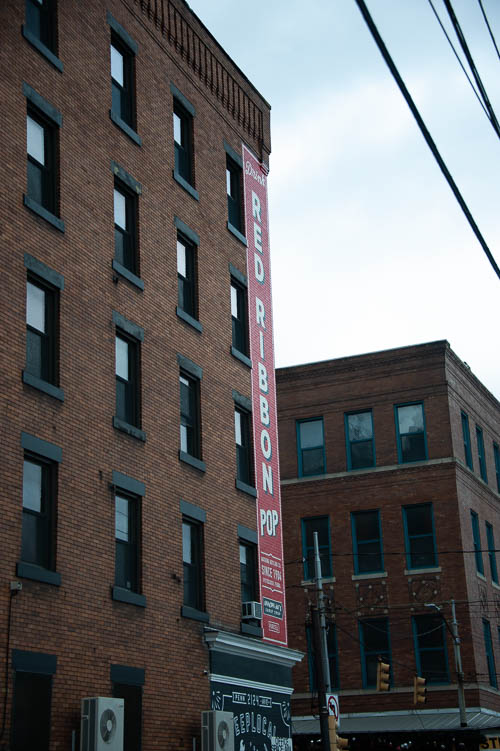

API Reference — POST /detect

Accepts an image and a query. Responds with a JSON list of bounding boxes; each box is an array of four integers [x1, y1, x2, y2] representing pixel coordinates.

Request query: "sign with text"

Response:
[[210, 678, 292, 751], [243, 145, 287, 646]]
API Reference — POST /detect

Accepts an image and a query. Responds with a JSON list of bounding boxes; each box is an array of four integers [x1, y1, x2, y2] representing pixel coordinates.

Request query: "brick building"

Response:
[[276, 341, 500, 744], [0, 2, 300, 750]]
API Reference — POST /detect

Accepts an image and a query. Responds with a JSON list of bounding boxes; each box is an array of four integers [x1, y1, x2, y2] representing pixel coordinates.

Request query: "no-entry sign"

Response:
[[326, 694, 339, 723]]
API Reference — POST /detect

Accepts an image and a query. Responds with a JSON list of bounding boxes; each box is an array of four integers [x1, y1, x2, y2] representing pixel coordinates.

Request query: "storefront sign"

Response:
[[242, 145, 287, 646], [211, 679, 292, 751]]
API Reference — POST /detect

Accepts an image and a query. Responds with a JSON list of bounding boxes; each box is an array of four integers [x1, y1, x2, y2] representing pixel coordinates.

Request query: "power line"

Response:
[[477, 0, 500, 61], [443, 0, 500, 139], [353, 0, 500, 280], [426, 0, 490, 120]]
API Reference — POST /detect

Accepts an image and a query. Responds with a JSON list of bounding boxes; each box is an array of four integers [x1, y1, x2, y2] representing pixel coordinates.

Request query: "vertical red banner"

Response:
[[242, 145, 287, 646]]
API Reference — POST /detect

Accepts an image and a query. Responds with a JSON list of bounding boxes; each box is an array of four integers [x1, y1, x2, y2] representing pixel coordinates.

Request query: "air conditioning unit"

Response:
[[80, 697, 124, 751], [242, 601, 262, 621], [202, 710, 234, 751]]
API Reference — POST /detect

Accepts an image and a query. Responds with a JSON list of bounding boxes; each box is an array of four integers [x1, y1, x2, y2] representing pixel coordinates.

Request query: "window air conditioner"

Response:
[[80, 697, 124, 751], [241, 600, 262, 621], [202, 710, 234, 751]]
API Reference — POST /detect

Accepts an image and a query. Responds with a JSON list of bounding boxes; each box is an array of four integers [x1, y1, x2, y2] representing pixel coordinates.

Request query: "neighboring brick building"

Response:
[[276, 341, 500, 744], [0, 2, 300, 750]]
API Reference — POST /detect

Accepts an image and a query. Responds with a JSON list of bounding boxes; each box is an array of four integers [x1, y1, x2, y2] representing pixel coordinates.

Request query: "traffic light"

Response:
[[413, 675, 426, 705], [376, 659, 390, 691], [328, 716, 349, 751]]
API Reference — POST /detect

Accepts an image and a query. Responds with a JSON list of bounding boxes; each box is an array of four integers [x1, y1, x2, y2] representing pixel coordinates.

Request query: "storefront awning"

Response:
[[293, 709, 500, 735]]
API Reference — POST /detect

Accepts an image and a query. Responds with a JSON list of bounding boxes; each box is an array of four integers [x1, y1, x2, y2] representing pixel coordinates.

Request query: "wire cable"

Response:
[[443, 0, 500, 138], [426, 0, 490, 119], [353, 0, 500, 280], [477, 0, 500, 61]]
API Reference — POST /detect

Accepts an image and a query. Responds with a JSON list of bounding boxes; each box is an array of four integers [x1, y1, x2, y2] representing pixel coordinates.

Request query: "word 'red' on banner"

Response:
[[242, 144, 287, 646]]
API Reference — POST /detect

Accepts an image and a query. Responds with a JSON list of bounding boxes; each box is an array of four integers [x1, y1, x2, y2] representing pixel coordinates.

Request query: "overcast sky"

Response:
[[188, 0, 500, 398]]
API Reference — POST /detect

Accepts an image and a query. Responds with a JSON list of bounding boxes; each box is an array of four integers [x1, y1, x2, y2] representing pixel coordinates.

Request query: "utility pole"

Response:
[[425, 600, 467, 727], [313, 531, 331, 751]]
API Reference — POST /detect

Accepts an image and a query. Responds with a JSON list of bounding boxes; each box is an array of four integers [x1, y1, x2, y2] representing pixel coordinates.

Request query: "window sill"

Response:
[[301, 577, 335, 586], [231, 347, 252, 368], [179, 451, 206, 473], [113, 417, 146, 442], [181, 605, 209, 623], [352, 571, 387, 581], [22, 371, 64, 401], [112, 260, 144, 290], [405, 566, 442, 575], [23, 195, 65, 233], [17, 561, 61, 586], [236, 479, 257, 498], [109, 110, 142, 146], [241, 622, 263, 638], [176, 307, 203, 333], [112, 586, 146, 608], [227, 221, 247, 246], [22, 27, 64, 72], [476, 571, 487, 581], [173, 171, 199, 201], [492, 581, 500, 591]]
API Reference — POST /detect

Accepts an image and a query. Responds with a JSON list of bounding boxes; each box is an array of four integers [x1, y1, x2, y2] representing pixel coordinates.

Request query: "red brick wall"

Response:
[[0, 1, 271, 748], [276, 342, 500, 720]]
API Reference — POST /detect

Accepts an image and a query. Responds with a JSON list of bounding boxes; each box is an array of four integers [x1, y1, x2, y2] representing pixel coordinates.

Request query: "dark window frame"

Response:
[[239, 540, 258, 604], [402, 503, 438, 570], [179, 371, 201, 461], [171, 84, 197, 199], [486, 522, 498, 584], [23, 83, 64, 232], [235, 404, 254, 491], [306, 621, 340, 691], [226, 155, 243, 234], [494, 442, 500, 493], [108, 13, 140, 146], [471, 510, 484, 575], [23, 0, 62, 71], [461, 412, 474, 470], [231, 277, 249, 358], [115, 331, 139, 429], [301, 516, 332, 580], [483, 619, 497, 688], [21, 454, 55, 572], [115, 490, 141, 594], [297, 418, 326, 477], [476, 425, 488, 483], [412, 614, 450, 684], [395, 402, 428, 463], [182, 516, 205, 613], [345, 410, 375, 470], [26, 107, 56, 216], [113, 180, 138, 276], [25, 274, 58, 388], [351, 509, 384, 575], [359, 618, 391, 689]]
